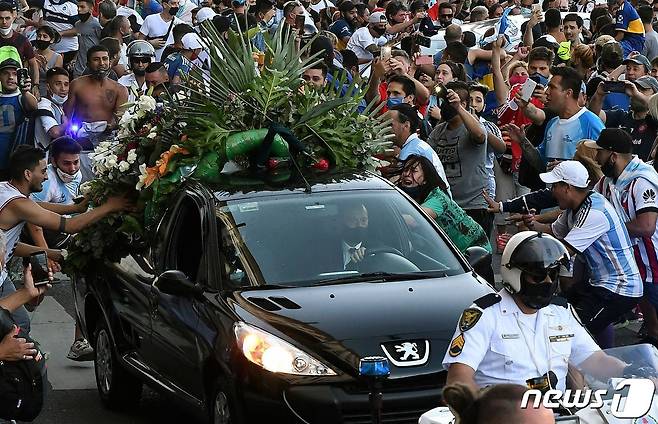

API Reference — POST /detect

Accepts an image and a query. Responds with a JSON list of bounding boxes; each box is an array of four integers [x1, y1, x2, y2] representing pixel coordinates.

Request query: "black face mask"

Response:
[[31, 39, 50, 50], [372, 26, 386, 36], [601, 154, 616, 178], [168, 6, 179, 15], [133, 68, 146, 76], [440, 101, 458, 122], [343, 226, 367, 245], [78, 12, 91, 21], [400, 184, 426, 201], [518, 276, 558, 309], [122, 34, 133, 44]]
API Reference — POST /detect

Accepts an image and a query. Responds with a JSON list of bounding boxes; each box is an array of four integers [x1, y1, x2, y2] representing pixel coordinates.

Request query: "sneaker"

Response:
[[67, 338, 94, 362]]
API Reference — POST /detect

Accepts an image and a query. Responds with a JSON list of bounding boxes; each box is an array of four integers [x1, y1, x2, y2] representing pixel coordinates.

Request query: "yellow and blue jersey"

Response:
[[616, 0, 645, 56]]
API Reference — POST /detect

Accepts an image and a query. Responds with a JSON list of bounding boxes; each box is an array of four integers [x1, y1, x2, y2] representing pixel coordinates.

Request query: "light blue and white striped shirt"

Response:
[[552, 191, 642, 298]]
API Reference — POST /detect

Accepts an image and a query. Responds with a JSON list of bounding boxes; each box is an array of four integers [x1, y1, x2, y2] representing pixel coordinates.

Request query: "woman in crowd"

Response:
[[427, 60, 466, 123], [398, 155, 491, 254], [33, 25, 62, 97]]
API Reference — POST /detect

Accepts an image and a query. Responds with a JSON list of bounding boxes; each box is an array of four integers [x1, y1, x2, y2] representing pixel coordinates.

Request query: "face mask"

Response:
[[520, 6, 531, 13], [56, 167, 81, 184], [600, 154, 616, 178], [78, 12, 91, 21], [509, 74, 528, 86], [0, 27, 12, 36], [133, 68, 146, 76], [343, 226, 367, 245], [32, 39, 50, 50], [122, 34, 133, 44], [372, 26, 386, 36], [51, 94, 68, 105], [518, 276, 558, 309], [529, 72, 549, 86], [400, 184, 426, 200], [440, 101, 459, 121], [91, 68, 110, 80], [168, 6, 179, 15], [386, 96, 404, 108]]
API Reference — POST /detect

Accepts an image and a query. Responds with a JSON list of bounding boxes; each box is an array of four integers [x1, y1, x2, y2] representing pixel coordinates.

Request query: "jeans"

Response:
[[0, 275, 30, 334]]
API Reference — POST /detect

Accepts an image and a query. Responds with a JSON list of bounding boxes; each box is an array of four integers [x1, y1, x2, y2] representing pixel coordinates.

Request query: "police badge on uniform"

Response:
[[459, 308, 482, 332]]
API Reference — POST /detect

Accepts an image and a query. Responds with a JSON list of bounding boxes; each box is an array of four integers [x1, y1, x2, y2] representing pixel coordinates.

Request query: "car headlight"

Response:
[[234, 322, 337, 376]]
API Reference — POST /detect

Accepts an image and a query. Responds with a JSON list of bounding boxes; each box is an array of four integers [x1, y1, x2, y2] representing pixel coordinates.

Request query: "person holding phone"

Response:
[[0, 146, 133, 334]]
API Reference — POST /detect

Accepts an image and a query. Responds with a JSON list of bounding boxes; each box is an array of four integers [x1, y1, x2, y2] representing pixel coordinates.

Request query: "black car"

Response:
[[73, 170, 494, 424]]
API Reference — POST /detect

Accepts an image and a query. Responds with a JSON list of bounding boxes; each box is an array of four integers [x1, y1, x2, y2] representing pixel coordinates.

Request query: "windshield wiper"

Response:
[[241, 284, 296, 290], [315, 271, 447, 286]]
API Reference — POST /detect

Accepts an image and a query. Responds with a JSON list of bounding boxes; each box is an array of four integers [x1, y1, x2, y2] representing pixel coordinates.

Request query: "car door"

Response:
[[146, 189, 217, 403]]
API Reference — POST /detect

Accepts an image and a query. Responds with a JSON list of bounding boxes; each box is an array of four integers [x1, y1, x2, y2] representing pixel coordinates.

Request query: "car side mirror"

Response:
[[464, 246, 492, 279], [155, 270, 204, 298]]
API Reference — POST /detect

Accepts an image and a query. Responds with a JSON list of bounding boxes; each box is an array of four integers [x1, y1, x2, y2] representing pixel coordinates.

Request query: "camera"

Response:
[[414, 34, 432, 48]]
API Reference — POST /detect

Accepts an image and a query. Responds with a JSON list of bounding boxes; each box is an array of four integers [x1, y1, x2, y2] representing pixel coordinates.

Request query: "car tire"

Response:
[[94, 319, 143, 410], [209, 379, 242, 424]]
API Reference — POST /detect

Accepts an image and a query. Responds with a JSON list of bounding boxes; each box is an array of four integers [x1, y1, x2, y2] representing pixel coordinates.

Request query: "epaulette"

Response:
[[473, 293, 501, 310], [550, 296, 569, 308]]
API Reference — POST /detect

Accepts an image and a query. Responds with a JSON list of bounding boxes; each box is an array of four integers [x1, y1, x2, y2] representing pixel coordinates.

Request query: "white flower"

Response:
[[127, 149, 137, 164], [118, 161, 130, 172], [105, 155, 118, 168], [119, 111, 132, 127], [137, 95, 157, 112], [147, 130, 158, 139], [135, 163, 148, 190]]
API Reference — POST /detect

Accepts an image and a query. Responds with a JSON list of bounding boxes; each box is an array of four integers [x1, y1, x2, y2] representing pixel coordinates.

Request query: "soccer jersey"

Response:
[[538, 107, 604, 162], [31, 164, 80, 206], [616, 0, 645, 56], [551, 191, 642, 297]]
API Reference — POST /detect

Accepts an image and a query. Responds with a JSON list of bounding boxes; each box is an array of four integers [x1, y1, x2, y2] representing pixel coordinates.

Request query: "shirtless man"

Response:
[[64, 44, 128, 181]]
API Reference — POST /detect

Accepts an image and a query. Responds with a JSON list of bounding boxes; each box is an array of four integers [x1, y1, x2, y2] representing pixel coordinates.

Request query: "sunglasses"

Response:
[[525, 266, 560, 283], [132, 57, 151, 64]]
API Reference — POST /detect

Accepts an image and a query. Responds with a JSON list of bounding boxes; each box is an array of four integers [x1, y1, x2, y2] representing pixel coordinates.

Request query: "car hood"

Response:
[[228, 273, 493, 377]]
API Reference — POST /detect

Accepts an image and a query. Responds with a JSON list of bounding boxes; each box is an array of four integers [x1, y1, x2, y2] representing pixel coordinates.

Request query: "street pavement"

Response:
[[25, 254, 643, 423]]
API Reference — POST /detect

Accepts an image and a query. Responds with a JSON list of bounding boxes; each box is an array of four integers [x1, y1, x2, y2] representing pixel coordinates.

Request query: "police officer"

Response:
[[118, 40, 155, 101], [442, 231, 626, 392]]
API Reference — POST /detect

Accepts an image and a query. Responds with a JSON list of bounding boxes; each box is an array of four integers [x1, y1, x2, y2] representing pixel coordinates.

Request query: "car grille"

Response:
[[342, 407, 430, 424], [341, 371, 446, 394]]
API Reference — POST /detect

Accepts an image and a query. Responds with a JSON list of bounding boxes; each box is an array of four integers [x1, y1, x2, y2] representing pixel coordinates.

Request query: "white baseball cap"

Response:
[[182, 33, 204, 50], [196, 7, 217, 24], [369, 11, 387, 24], [539, 161, 590, 188]]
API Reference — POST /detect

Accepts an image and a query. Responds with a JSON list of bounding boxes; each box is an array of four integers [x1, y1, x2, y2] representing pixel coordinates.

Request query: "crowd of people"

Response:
[[0, 0, 656, 418]]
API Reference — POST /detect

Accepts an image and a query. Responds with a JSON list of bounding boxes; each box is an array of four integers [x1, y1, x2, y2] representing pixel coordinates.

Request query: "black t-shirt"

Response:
[[606, 110, 658, 161], [520, 21, 546, 45]]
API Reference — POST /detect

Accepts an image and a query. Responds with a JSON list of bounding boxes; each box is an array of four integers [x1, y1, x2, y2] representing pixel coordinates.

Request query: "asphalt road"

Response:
[[22, 250, 643, 424]]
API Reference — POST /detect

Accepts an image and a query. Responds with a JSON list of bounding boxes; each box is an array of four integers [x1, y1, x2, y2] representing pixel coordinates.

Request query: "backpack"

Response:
[[0, 308, 45, 422]]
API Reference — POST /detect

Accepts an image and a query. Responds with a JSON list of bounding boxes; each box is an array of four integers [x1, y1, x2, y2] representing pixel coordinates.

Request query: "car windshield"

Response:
[[216, 190, 466, 288]]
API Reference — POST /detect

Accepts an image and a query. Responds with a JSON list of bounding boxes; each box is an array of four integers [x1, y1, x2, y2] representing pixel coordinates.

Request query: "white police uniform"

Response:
[[442, 290, 600, 391]]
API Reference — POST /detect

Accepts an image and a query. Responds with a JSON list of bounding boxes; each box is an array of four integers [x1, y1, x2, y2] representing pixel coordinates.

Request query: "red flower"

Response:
[[313, 159, 329, 171]]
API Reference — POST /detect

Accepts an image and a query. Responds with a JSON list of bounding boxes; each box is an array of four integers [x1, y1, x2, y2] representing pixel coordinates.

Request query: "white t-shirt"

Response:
[[139, 14, 184, 60], [35, 98, 64, 150], [117, 5, 144, 26], [118, 43, 128, 68], [118, 73, 147, 102], [346, 27, 386, 72], [42, 0, 79, 53]]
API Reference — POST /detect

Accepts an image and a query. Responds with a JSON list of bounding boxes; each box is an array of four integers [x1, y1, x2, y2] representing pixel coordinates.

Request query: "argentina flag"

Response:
[[479, 8, 519, 48]]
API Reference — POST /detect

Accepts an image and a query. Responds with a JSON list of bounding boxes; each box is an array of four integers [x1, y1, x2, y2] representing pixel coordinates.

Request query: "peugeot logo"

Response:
[[380, 339, 430, 367]]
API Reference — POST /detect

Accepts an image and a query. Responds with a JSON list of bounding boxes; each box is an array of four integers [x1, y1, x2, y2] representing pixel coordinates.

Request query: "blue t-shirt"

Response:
[[603, 92, 630, 111], [0, 92, 23, 170], [538, 107, 604, 163], [163, 53, 191, 81]]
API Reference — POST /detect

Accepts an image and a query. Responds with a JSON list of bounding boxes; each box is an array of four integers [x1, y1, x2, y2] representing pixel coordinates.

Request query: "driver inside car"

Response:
[[341, 202, 370, 270]]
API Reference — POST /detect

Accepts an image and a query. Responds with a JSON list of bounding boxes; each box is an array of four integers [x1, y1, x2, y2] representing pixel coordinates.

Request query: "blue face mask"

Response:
[[387, 96, 404, 108], [530, 72, 549, 86], [519, 6, 531, 14]]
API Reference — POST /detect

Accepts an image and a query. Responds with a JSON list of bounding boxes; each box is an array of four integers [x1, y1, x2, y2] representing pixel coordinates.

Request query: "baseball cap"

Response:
[[0, 58, 20, 71], [369, 11, 387, 24], [634, 75, 658, 93], [583, 128, 634, 153], [195, 6, 217, 24], [182, 33, 204, 50], [623, 54, 651, 72], [539, 161, 590, 188]]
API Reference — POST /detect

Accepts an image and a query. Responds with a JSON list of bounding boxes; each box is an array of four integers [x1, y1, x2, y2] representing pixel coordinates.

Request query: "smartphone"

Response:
[[415, 55, 433, 66], [28, 251, 49, 286], [520, 78, 538, 101], [17, 68, 29, 88], [380, 46, 392, 61], [529, 74, 542, 84], [295, 14, 305, 30], [602, 80, 626, 93]]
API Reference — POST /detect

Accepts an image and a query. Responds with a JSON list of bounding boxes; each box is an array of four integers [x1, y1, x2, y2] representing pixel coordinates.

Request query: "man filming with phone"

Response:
[[0, 56, 38, 181], [0, 146, 133, 335]]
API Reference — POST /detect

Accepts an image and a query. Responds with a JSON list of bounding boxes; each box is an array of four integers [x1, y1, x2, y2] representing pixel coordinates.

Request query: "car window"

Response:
[[215, 191, 465, 287], [165, 197, 204, 281]]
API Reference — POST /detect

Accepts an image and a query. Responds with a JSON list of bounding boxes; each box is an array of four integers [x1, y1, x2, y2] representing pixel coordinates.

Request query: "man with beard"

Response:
[[346, 11, 387, 74], [523, 161, 643, 348], [585, 129, 658, 348], [589, 75, 658, 161], [329, 0, 358, 50], [118, 40, 155, 101], [64, 45, 128, 181]]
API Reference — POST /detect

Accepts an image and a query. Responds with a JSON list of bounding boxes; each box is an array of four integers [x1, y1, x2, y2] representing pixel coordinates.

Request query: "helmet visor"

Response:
[[509, 234, 569, 274]]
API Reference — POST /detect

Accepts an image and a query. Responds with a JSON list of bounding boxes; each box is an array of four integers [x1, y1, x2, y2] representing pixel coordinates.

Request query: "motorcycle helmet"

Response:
[[500, 231, 570, 308], [126, 40, 156, 59]]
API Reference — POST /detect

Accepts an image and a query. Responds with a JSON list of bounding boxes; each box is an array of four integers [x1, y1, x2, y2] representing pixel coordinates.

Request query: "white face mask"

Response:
[[51, 94, 67, 105], [56, 166, 81, 184], [0, 27, 12, 36]]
